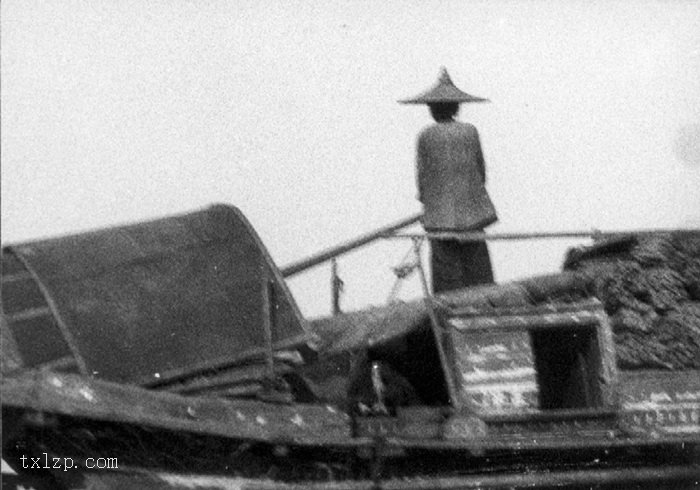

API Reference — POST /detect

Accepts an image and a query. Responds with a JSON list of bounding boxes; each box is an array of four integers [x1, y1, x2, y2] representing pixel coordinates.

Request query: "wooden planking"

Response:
[[45, 464, 700, 490], [355, 407, 446, 440], [2, 370, 356, 447], [3, 369, 699, 462], [620, 370, 700, 436], [379, 464, 700, 489], [447, 298, 602, 318], [448, 312, 598, 332], [161, 363, 294, 394], [440, 300, 619, 414], [449, 329, 539, 412]]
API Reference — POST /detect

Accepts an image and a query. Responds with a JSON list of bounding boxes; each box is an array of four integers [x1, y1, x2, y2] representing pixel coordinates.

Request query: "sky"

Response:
[[2, 0, 699, 318]]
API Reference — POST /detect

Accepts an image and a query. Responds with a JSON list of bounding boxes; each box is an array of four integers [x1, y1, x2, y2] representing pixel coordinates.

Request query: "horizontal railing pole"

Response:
[[281, 213, 423, 277], [282, 217, 699, 276], [383, 228, 700, 242]]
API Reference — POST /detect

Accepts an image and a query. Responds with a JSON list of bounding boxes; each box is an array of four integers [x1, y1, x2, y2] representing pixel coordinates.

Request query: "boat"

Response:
[[2, 204, 699, 489]]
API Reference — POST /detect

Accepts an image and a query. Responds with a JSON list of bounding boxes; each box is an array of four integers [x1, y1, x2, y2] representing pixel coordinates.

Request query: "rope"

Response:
[[386, 242, 422, 303]]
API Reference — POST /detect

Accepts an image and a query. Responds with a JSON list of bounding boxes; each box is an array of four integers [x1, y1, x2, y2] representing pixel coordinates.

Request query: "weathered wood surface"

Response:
[[3, 369, 699, 490], [308, 273, 595, 355], [47, 462, 700, 490], [438, 300, 619, 414], [620, 370, 700, 437], [160, 362, 295, 395], [3, 368, 699, 451], [2, 370, 354, 447], [449, 328, 539, 412]]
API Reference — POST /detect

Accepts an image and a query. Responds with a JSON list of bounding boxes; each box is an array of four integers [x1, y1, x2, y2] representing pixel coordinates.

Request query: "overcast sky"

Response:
[[2, 0, 699, 317]]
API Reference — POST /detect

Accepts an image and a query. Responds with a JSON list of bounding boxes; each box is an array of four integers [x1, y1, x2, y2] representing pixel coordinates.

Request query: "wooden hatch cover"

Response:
[[1, 204, 313, 385], [434, 299, 619, 416]]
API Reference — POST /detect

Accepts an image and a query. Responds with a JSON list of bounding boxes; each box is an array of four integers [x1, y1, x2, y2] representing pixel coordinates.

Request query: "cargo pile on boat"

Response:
[[564, 232, 700, 370]]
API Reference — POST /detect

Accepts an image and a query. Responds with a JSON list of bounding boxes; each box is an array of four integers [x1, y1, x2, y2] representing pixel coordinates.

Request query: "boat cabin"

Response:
[[325, 297, 620, 442]]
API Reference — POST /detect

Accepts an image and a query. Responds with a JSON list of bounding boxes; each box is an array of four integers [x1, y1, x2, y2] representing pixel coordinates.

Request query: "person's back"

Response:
[[417, 120, 491, 231]]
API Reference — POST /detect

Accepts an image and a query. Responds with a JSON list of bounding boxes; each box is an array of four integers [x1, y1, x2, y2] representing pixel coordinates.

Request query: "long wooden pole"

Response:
[[386, 228, 700, 242], [281, 213, 423, 277], [282, 215, 699, 276]]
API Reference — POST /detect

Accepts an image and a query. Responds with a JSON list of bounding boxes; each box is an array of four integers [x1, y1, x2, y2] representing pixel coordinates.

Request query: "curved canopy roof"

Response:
[[2, 204, 312, 384]]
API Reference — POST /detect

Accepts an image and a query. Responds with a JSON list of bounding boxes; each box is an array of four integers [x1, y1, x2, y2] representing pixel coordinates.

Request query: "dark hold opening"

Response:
[[352, 321, 450, 410], [530, 325, 602, 410]]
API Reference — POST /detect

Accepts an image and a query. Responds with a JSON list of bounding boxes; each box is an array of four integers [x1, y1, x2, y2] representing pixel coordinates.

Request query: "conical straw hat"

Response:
[[398, 67, 489, 104]]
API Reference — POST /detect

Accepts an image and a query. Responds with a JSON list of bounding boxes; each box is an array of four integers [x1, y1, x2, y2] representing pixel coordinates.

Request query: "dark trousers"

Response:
[[430, 238, 494, 294]]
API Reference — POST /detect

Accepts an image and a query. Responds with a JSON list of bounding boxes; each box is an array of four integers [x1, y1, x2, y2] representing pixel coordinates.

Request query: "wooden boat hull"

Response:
[[3, 369, 699, 489], [20, 465, 700, 490]]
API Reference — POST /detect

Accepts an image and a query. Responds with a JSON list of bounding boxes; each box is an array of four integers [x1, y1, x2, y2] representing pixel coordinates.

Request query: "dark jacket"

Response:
[[416, 121, 497, 231]]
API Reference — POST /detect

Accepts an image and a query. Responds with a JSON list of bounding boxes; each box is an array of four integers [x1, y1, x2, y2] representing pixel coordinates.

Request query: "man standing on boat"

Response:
[[400, 67, 498, 293]]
